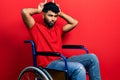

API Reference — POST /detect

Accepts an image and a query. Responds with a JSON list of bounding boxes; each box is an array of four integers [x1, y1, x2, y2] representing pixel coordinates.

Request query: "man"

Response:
[[21, 2, 101, 80]]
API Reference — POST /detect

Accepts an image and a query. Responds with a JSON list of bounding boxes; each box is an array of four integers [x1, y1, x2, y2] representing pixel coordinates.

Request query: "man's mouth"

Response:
[[50, 21, 55, 24]]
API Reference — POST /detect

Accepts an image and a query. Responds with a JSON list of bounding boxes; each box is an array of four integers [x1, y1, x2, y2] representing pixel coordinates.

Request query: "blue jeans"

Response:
[[46, 54, 101, 80]]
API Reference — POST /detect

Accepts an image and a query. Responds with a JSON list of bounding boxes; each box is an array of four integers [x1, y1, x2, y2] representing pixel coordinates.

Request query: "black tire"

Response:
[[18, 66, 52, 80]]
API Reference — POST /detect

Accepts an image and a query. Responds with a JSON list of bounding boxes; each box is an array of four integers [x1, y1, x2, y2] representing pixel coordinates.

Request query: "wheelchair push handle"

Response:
[[24, 40, 36, 49], [24, 40, 34, 44]]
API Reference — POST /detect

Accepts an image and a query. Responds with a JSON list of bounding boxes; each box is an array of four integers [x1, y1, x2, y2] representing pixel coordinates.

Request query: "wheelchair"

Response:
[[18, 40, 89, 80]]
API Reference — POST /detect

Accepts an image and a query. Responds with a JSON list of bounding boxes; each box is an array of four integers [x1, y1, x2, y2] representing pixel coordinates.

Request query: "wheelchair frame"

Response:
[[18, 40, 89, 80]]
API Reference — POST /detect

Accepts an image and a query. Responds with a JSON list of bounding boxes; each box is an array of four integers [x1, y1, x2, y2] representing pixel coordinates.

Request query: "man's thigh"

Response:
[[67, 54, 98, 68], [47, 60, 85, 76]]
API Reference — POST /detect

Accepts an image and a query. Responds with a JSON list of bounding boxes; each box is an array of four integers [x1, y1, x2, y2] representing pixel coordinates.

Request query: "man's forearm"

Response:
[[21, 8, 42, 28], [21, 3, 45, 28], [22, 8, 42, 15], [59, 12, 78, 25], [59, 12, 78, 32]]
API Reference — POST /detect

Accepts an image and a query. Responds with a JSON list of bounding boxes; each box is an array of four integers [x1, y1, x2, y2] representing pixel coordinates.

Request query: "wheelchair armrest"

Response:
[[62, 45, 89, 53], [36, 51, 68, 71], [62, 45, 84, 49], [36, 52, 61, 56]]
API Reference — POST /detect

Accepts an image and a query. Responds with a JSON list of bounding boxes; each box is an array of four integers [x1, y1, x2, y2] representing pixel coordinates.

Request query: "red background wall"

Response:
[[0, 0, 120, 80]]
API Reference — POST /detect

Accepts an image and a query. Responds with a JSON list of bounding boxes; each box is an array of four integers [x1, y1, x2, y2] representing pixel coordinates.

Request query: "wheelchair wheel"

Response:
[[18, 66, 53, 80]]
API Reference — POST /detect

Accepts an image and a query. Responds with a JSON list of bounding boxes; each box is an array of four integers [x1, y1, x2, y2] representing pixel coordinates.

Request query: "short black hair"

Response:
[[42, 2, 60, 13]]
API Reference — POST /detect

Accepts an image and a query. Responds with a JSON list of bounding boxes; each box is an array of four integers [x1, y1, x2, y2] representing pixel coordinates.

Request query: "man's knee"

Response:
[[68, 63, 86, 76], [69, 63, 86, 80], [77, 63, 86, 74], [89, 54, 99, 64]]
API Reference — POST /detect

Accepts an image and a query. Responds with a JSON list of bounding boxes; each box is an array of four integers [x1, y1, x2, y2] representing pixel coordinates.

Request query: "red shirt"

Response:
[[29, 20, 63, 67]]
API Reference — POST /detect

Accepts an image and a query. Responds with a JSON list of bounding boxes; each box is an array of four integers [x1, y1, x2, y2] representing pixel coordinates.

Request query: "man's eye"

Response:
[[55, 15, 58, 17], [49, 15, 53, 17]]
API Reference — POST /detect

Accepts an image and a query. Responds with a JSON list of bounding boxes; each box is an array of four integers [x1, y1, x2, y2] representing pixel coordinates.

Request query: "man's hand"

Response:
[[38, 3, 46, 12], [56, 4, 61, 15]]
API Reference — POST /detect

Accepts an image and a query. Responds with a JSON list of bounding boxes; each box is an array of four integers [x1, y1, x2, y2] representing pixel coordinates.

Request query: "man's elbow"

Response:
[[75, 20, 79, 26], [21, 9, 28, 16], [74, 20, 79, 27]]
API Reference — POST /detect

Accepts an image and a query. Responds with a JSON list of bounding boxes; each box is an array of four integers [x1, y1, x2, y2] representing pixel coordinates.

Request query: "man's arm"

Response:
[[21, 3, 44, 29], [59, 12, 78, 32]]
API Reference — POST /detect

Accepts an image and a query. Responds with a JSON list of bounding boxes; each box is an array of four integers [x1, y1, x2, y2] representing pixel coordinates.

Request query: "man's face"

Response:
[[43, 10, 58, 28]]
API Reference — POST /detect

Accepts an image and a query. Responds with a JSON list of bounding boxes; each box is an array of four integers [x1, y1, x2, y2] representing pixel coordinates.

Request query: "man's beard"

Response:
[[44, 18, 55, 28]]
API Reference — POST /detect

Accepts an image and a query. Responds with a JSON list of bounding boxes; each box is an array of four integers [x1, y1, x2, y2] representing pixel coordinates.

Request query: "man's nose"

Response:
[[52, 17, 56, 21]]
